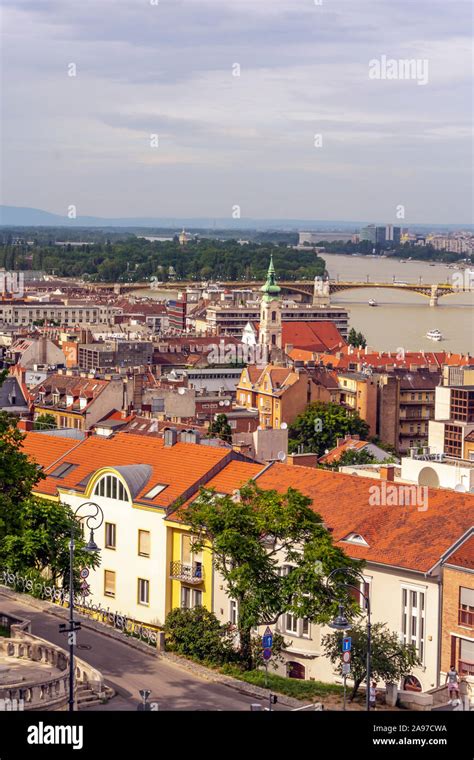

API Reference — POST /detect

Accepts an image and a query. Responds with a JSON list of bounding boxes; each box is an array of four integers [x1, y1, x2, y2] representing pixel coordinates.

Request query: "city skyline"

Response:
[[1, 0, 472, 224]]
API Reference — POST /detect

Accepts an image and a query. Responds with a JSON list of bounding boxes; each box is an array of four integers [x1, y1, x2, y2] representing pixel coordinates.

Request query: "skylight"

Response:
[[49, 462, 78, 479], [143, 483, 168, 499]]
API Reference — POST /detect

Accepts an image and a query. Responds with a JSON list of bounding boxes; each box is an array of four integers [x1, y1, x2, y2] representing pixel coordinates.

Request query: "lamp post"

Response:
[[326, 568, 372, 711], [59, 501, 103, 712]]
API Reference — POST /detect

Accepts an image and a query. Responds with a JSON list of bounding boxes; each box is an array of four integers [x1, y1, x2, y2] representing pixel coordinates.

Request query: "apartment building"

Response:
[[378, 370, 440, 454], [0, 301, 123, 327], [237, 364, 319, 429], [429, 384, 474, 458], [31, 371, 124, 430], [78, 340, 153, 371], [440, 537, 474, 680]]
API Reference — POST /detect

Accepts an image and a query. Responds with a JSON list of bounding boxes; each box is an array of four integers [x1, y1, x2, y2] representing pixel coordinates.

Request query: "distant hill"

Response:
[[0, 205, 471, 232]]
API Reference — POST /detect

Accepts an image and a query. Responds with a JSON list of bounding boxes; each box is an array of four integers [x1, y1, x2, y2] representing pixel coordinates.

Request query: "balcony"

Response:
[[169, 561, 204, 584]]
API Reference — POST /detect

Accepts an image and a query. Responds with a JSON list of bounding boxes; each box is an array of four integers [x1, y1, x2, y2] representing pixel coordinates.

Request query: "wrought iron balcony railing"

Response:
[[169, 561, 204, 584]]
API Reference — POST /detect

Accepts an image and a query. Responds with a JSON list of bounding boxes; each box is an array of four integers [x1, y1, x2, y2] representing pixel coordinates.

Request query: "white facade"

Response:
[[401, 456, 474, 492], [59, 469, 168, 627]]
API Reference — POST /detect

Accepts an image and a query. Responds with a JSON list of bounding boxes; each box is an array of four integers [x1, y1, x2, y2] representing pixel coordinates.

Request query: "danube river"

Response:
[[135, 253, 473, 354]]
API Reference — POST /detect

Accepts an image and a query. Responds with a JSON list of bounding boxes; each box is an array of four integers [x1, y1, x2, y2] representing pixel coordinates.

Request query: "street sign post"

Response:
[[342, 650, 351, 664], [341, 639, 351, 711], [262, 627, 273, 695], [80, 568, 89, 580], [262, 648, 272, 661], [342, 636, 351, 652]]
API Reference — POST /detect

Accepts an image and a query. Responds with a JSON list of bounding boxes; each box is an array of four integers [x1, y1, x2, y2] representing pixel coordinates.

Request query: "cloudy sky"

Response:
[[1, 0, 472, 223]]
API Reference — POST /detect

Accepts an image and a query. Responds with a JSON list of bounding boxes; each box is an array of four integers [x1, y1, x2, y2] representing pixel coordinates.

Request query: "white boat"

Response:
[[368, 298, 377, 307], [426, 329, 442, 341]]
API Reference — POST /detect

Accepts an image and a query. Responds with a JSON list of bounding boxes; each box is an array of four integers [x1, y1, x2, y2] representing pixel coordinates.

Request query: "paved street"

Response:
[[1, 593, 290, 711]]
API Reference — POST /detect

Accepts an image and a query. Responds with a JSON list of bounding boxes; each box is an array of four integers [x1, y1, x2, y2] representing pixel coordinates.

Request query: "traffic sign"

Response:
[[262, 626, 273, 649], [342, 663, 351, 675], [80, 568, 89, 579], [342, 636, 351, 652], [262, 648, 272, 661], [342, 650, 351, 664]]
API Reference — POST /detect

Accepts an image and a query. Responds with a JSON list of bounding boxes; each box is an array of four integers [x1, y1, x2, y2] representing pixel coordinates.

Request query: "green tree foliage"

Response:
[[0, 236, 326, 283], [289, 402, 370, 458], [323, 621, 421, 700], [34, 413, 57, 431], [321, 448, 387, 470], [1, 499, 100, 587], [0, 371, 42, 540], [348, 328, 367, 348], [179, 481, 360, 669], [163, 606, 232, 664], [207, 414, 232, 443]]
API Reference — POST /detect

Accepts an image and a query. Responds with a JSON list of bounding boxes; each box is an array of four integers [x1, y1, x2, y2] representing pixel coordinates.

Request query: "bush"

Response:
[[163, 606, 233, 665]]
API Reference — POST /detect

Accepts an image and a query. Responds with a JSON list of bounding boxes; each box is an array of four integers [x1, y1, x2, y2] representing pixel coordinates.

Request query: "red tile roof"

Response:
[[254, 463, 474, 573], [319, 438, 368, 464], [281, 321, 346, 352], [21, 433, 81, 470], [444, 536, 474, 570], [24, 431, 232, 508]]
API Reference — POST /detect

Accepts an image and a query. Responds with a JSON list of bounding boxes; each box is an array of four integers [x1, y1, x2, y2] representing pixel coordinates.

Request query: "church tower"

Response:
[[259, 256, 282, 351]]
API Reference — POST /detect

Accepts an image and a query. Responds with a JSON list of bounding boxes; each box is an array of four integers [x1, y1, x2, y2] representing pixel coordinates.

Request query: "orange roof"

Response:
[[318, 438, 368, 464], [168, 459, 264, 521], [255, 463, 474, 573], [281, 321, 345, 352], [445, 536, 474, 570], [317, 348, 472, 371], [21, 433, 81, 470], [25, 431, 232, 508]]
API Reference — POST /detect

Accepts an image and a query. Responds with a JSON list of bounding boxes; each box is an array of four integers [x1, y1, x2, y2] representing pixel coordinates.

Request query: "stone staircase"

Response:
[[76, 682, 115, 710]]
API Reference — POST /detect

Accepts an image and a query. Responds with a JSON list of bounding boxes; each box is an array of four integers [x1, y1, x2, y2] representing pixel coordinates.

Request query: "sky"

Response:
[[1, 0, 472, 224]]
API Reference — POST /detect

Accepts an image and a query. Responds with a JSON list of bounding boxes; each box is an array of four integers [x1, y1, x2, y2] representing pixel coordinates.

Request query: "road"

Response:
[[0, 593, 290, 711]]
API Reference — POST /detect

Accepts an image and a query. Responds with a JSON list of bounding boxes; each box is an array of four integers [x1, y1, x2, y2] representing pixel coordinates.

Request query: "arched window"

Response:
[[287, 661, 305, 680], [93, 475, 129, 502]]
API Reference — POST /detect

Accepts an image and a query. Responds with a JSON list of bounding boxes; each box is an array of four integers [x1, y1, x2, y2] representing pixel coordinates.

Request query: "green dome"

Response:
[[260, 256, 281, 300]]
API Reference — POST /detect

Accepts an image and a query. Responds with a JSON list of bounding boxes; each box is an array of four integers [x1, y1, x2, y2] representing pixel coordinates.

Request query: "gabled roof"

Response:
[[254, 463, 474, 573], [444, 535, 474, 571], [319, 438, 368, 464]]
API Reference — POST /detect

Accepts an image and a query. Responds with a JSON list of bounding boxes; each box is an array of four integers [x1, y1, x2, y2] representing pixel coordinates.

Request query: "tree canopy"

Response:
[[179, 480, 361, 668], [289, 401, 370, 457]]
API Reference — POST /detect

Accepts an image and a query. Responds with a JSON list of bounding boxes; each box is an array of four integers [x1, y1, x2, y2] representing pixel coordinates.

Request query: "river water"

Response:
[[134, 254, 474, 354]]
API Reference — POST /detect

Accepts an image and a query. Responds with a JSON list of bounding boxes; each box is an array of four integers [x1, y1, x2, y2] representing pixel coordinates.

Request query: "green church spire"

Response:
[[260, 255, 281, 301]]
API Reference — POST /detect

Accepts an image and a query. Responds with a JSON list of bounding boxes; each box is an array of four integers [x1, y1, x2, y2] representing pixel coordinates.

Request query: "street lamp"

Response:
[[326, 568, 372, 711], [59, 501, 103, 712]]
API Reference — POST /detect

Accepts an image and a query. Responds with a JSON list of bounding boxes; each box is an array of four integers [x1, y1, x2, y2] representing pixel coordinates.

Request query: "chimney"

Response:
[[17, 419, 33, 432], [379, 464, 395, 482], [164, 427, 178, 447]]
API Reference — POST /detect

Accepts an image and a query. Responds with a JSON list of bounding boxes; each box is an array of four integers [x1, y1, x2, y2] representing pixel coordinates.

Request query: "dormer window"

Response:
[[52, 393, 60, 405], [342, 533, 369, 547], [79, 396, 88, 410], [66, 394, 74, 406]]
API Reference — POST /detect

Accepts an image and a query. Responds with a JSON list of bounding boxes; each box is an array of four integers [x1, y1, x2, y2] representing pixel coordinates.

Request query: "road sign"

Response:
[[80, 568, 89, 579], [262, 626, 273, 649], [342, 650, 351, 664], [342, 636, 351, 652], [342, 663, 351, 675], [262, 648, 272, 661]]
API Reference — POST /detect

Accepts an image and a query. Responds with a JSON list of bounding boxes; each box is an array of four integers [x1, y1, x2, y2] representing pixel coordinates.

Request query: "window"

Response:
[[105, 523, 116, 549], [287, 661, 305, 680], [181, 587, 202, 609], [285, 613, 298, 634], [138, 530, 151, 558], [138, 578, 150, 606], [459, 586, 474, 627], [49, 461, 78, 479], [104, 570, 116, 597], [93, 475, 129, 502], [143, 483, 167, 499], [229, 600, 238, 626], [349, 578, 371, 610], [401, 586, 425, 661]]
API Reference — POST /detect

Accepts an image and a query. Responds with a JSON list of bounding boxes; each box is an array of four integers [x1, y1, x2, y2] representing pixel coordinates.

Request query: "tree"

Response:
[[163, 606, 232, 664], [34, 413, 57, 431], [207, 413, 232, 443], [289, 401, 370, 457], [321, 448, 381, 470], [0, 371, 43, 541], [179, 481, 361, 669], [348, 328, 367, 348], [322, 622, 421, 700], [0, 498, 100, 587]]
